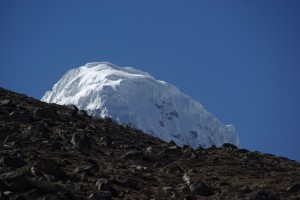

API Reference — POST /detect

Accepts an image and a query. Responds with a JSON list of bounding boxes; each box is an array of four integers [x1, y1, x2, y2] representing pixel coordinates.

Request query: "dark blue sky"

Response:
[[1, 1, 300, 161]]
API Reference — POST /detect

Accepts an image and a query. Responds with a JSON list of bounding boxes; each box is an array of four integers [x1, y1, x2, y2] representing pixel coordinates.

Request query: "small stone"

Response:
[[237, 149, 249, 154], [122, 179, 140, 190], [24, 189, 42, 199], [211, 176, 219, 181], [48, 141, 62, 149], [153, 162, 163, 168], [67, 104, 79, 111], [189, 181, 214, 196], [183, 173, 192, 186], [184, 195, 197, 200], [74, 164, 99, 176], [183, 146, 193, 154], [3, 190, 13, 196], [219, 181, 230, 187], [163, 146, 181, 154], [23, 178, 71, 196], [145, 146, 153, 153], [245, 153, 261, 162], [0, 180, 10, 192], [96, 178, 111, 190], [3, 134, 18, 145], [100, 136, 111, 147], [168, 165, 184, 174], [3, 143, 16, 149], [168, 140, 177, 146], [77, 110, 88, 116], [135, 165, 147, 171], [162, 186, 173, 192], [30, 165, 43, 177], [190, 152, 196, 159], [182, 144, 190, 150], [13, 195, 27, 200], [241, 185, 252, 193], [23, 124, 50, 140], [287, 183, 300, 193], [208, 155, 219, 163], [122, 150, 144, 160], [89, 191, 112, 200]]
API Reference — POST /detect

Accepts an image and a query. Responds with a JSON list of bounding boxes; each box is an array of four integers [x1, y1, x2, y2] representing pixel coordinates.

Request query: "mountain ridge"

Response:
[[42, 62, 239, 148], [0, 87, 299, 199]]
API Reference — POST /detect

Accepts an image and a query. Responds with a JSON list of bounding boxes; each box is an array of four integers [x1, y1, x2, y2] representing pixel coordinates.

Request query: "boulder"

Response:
[[89, 191, 112, 200], [0, 171, 32, 191], [71, 130, 91, 148], [247, 190, 279, 200], [122, 150, 144, 160], [122, 179, 140, 190], [96, 178, 111, 190], [163, 186, 173, 192], [74, 164, 99, 176], [241, 185, 252, 194], [189, 181, 214, 196], [168, 165, 184, 174], [163, 146, 181, 154], [0, 180, 10, 192], [183, 195, 197, 200], [0, 99, 14, 106], [287, 183, 300, 193], [34, 107, 60, 119], [66, 104, 79, 111], [222, 143, 238, 149], [0, 156, 26, 168], [9, 111, 32, 122], [100, 136, 112, 147], [35, 158, 67, 180]]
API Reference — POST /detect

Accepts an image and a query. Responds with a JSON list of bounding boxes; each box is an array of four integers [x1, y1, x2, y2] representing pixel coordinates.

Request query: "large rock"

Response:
[[9, 111, 32, 122], [189, 181, 214, 196], [247, 190, 279, 200], [71, 130, 91, 148], [34, 158, 67, 180], [0, 171, 32, 191], [89, 191, 112, 200], [122, 150, 144, 160], [34, 107, 60, 119], [0, 156, 26, 168]]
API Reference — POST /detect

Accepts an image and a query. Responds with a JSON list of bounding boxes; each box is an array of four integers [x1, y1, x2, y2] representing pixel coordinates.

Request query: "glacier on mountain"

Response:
[[42, 62, 239, 148]]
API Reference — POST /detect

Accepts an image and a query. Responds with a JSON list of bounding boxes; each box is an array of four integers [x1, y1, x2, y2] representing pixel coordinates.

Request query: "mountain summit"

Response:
[[42, 62, 239, 148]]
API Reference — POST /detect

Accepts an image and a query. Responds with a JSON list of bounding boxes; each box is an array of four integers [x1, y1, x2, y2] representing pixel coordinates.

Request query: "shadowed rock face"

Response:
[[0, 87, 299, 200]]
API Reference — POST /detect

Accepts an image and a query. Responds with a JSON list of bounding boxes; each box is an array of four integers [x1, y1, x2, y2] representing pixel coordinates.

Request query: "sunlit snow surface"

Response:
[[42, 62, 239, 148]]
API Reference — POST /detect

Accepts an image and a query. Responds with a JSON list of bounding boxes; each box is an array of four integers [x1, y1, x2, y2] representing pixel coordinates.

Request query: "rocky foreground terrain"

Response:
[[0, 87, 299, 200]]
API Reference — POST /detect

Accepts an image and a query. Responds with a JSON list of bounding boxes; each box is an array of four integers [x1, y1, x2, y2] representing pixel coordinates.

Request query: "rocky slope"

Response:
[[42, 62, 239, 148], [0, 87, 300, 200]]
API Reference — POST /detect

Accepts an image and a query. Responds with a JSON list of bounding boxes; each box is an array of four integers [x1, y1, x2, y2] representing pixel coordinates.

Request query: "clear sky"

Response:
[[1, 1, 300, 161]]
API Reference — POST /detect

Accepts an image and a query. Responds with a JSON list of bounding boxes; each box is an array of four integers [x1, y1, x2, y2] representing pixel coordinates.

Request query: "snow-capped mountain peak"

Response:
[[42, 62, 239, 148]]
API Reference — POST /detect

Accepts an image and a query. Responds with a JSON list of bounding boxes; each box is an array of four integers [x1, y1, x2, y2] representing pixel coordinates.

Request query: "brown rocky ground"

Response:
[[0, 87, 299, 200]]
